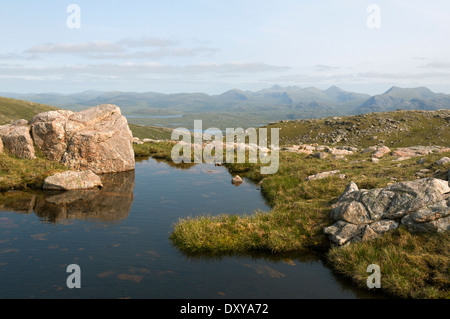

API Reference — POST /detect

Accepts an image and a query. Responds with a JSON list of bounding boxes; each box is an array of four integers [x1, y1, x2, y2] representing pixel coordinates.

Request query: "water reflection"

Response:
[[0, 170, 135, 223]]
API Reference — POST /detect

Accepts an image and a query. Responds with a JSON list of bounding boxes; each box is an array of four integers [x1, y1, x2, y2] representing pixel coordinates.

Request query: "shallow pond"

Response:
[[0, 157, 379, 299]]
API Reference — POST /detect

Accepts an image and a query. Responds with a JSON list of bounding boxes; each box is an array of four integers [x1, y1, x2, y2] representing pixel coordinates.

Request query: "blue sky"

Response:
[[1, 0, 450, 95]]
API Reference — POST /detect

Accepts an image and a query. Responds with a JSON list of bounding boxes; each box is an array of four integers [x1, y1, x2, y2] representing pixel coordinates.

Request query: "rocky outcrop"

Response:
[[324, 178, 450, 246], [0, 105, 135, 174], [0, 120, 36, 159], [392, 146, 450, 158], [43, 170, 103, 190], [30, 104, 135, 174], [436, 157, 450, 166], [373, 146, 391, 158], [283, 144, 357, 156], [361, 146, 391, 158]]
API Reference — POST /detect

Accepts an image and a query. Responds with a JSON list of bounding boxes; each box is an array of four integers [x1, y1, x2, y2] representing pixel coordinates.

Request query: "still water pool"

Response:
[[0, 157, 378, 299]]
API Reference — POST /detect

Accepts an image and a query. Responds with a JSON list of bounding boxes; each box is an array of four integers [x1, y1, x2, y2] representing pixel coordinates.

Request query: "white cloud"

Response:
[[0, 62, 289, 79], [23, 37, 219, 60], [26, 41, 124, 54], [117, 37, 178, 48], [419, 62, 450, 69]]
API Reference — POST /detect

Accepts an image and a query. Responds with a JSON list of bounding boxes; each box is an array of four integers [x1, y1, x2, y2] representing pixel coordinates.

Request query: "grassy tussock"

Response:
[[327, 227, 450, 299], [0, 152, 67, 191]]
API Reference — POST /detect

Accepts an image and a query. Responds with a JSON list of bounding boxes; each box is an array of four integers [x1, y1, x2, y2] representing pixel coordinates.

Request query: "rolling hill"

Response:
[[0, 96, 58, 125], [0, 85, 372, 117], [354, 86, 450, 114]]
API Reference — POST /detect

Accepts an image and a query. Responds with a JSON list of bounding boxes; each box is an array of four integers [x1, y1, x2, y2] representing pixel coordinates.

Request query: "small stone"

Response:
[[324, 221, 365, 246], [311, 152, 328, 159], [417, 158, 426, 164], [373, 146, 391, 158], [361, 225, 379, 241], [232, 175, 243, 185], [306, 170, 340, 181], [435, 157, 450, 166], [43, 170, 103, 191], [370, 220, 399, 234]]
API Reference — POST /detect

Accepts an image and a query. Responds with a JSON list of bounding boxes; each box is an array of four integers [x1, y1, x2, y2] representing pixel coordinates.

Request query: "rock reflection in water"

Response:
[[0, 170, 135, 223]]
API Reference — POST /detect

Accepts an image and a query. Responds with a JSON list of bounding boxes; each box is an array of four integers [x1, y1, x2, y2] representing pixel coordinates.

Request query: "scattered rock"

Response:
[[324, 221, 365, 246], [370, 220, 400, 234], [361, 225, 379, 242], [306, 170, 340, 181], [435, 157, 450, 166], [329, 149, 353, 156], [394, 156, 411, 161], [362, 146, 378, 154], [332, 155, 347, 160], [373, 146, 391, 158], [337, 181, 359, 201], [311, 152, 329, 159], [325, 178, 450, 246], [362, 146, 391, 158], [43, 170, 103, 191], [392, 146, 447, 158]]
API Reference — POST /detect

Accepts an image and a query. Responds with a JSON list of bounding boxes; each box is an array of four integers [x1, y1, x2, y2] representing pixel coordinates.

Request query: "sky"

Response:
[[1, 0, 450, 95]]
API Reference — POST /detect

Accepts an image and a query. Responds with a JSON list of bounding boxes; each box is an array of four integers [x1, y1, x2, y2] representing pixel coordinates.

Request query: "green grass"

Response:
[[0, 97, 58, 125], [327, 227, 450, 299], [129, 124, 174, 140], [0, 152, 67, 192]]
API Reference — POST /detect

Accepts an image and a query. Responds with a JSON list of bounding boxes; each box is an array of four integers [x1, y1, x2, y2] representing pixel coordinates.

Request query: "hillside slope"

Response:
[[268, 109, 450, 148], [0, 96, 58, 124]]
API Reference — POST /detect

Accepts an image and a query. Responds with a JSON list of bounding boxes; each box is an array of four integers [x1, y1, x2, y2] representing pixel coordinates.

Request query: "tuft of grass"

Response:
[[0, 152, 67, 191], [327, 227, 450, 299]]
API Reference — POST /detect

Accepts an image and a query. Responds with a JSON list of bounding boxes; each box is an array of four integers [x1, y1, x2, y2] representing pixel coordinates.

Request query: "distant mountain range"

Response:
[[2, 86, 450, 120]]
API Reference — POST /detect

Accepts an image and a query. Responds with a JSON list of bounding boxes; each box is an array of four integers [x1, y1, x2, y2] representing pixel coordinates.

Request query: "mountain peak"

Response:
[[326, 85, 343, 91], [270, 85, 283, 90], [384, 86, 433, 96]]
